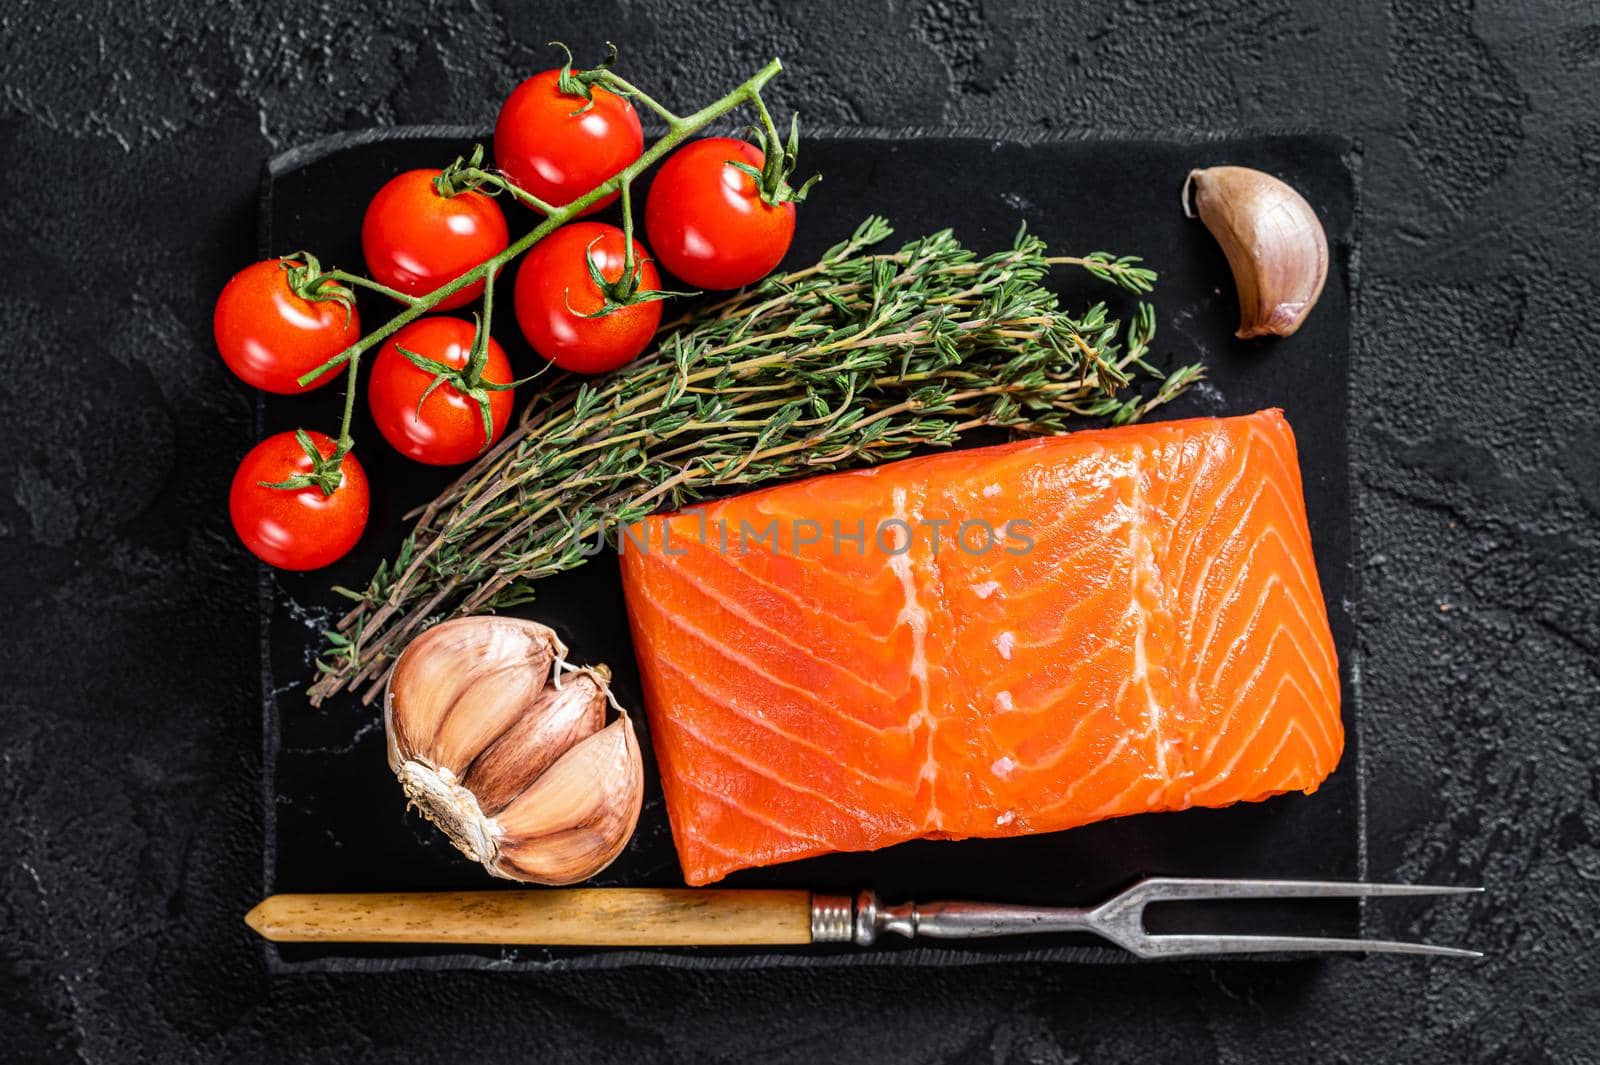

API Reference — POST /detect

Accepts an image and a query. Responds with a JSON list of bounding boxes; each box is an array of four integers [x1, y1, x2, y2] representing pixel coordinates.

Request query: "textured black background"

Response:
[[2, 0, 1597, 1061]]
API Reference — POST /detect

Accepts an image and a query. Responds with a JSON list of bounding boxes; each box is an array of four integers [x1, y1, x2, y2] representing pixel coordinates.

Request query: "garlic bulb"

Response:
[[383, 616, 644, 885], [1183, 165, 1328, 339]]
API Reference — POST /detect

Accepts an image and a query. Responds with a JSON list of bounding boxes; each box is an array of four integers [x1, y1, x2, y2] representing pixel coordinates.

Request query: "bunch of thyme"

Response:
[[309, 216, 1201, 705]]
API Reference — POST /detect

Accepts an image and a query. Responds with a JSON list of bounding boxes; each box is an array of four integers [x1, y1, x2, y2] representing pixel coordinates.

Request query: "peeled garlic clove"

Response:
[[385, 616, 560, 774], [1184, 165, 1328, 339], [490, 715, 644, 885], [462, 671, 608, 816]]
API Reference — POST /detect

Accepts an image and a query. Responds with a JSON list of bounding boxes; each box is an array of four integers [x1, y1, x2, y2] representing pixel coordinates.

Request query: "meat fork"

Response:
[[246, 877, 1480, 958], [813, 877, 1483, 958]]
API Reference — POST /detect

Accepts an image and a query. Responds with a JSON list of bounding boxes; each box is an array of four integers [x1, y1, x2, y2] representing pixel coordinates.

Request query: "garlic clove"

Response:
[[1183, 165, 1328, 339], [490, 714, 644, 885], [385, 616, 560, 774], [461, 671, 608, 816], [428, 659, 550, 775], [385, 620, 473, 769]]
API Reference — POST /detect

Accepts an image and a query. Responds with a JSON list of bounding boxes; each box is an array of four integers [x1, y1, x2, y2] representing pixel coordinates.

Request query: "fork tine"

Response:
[[1126, 878, 1484, 904], [1135, 934, 1483, 960]]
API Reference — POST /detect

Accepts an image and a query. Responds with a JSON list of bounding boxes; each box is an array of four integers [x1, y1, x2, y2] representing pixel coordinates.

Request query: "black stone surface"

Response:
[[1, 0, 1595, 1060]]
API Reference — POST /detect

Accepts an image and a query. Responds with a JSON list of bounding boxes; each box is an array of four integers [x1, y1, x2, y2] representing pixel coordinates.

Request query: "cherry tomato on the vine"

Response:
[[368, 317, 514, 466], [645, 138, 797, 290], [362, 170, 509, 310], [213, 259, 360, 394], [494, 69, 643, 215], [230, 430, 369, 571], [513, 222, 663, 374]]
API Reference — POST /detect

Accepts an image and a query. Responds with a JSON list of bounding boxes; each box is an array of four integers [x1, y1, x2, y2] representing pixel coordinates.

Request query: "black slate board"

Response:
[[258, 128, 1359, 971]]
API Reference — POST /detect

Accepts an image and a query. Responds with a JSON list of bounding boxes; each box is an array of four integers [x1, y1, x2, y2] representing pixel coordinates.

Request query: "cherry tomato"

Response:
[[213, 259, 360, 394], [645, 138, 797, 290], [368, 317, 514, 465], [361, 170, 509, 310], [494, 69, 643, 215], [513, 222, 662, 374], [230, 431, 369, 571]]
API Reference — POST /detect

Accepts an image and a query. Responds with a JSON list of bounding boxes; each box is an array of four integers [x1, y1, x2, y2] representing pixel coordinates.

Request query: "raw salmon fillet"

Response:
[[619, 409, 1342, 885]]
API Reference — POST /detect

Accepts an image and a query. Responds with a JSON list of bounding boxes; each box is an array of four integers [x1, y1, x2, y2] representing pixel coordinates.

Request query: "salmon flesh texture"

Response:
[[618, 409, 1343, 886]]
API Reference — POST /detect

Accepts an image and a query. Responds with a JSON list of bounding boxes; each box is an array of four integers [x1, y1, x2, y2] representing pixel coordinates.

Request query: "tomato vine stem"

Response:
[[292, 56, 785, 462], [618, 178, 637, 279], [594, 71, 684, 127], [496, 182, 558, 215], [468, 261, 499, 379], [332, 339, 363, 461], [323, 270, 424, 307]]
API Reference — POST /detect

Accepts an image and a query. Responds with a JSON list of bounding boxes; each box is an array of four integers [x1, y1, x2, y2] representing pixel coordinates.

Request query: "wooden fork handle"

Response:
[[245, 889, 816, 947]]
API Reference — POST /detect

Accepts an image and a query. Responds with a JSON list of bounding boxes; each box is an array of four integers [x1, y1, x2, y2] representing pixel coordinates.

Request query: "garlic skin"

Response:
[[492, 716, 643, 884], [383, 616, 644, 886], [384, 616, 562, 775], [1184, 165, 1328, 339], [462, 672, 607, 815]]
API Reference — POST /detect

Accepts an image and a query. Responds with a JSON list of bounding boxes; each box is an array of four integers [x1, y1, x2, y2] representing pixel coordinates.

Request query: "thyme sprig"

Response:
[[309, 217, 1201, 705]]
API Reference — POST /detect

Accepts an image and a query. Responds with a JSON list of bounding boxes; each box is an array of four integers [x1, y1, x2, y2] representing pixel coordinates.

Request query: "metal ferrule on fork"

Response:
[[810, 893, 855, 944]]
